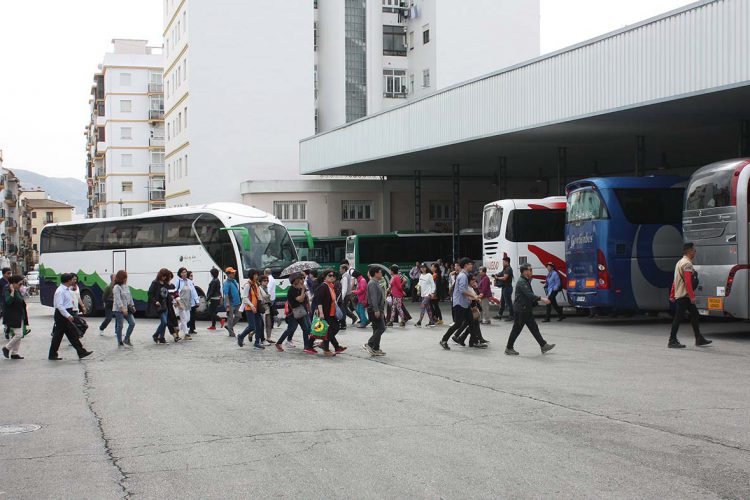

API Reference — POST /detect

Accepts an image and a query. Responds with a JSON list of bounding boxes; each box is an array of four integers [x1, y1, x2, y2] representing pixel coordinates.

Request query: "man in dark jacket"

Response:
[[99, 274, 115, 335], [0, 267, 10, 339], [505, 263, 555, 356], [363, 266, 386, 356]]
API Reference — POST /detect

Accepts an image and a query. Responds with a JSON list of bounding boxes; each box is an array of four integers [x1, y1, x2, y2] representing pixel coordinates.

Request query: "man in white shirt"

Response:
[[49, 273, 93, 360]]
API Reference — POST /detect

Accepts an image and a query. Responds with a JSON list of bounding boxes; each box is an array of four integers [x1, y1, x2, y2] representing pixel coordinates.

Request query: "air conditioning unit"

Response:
[[340, 229, 356, 237]]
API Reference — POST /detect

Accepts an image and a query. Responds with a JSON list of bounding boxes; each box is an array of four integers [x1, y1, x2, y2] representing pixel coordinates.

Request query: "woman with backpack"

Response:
[[237, 269, 265, 349], [2, 275, 30, 360], [112, 270, 136, 347], [148, 268, 173, 344], [275, 273, 311, 353]]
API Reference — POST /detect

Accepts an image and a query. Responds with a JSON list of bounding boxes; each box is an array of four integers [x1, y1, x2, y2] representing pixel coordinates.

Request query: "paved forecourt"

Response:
[[1, 302, 749, 499]]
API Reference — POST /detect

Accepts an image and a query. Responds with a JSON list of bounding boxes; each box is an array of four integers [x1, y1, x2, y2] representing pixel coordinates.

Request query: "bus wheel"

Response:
[[81, 291, 95, 317]]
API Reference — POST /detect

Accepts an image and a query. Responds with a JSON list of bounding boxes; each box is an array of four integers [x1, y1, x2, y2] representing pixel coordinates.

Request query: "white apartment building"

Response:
[[315, 0, 541, 131], [162, 0, 315, 207], [85, 39, 165, 218], [160, 1, 539, 236]]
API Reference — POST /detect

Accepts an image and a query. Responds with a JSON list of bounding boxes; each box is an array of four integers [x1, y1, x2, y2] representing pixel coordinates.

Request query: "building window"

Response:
[[423, 26, 430, 45], [383, 25, 407, 56], [32, 227, 37, 234], [177, 112, 182, 134], [409, 31, 415, 50], [45, 212, 54, 223], [122, 181, 133, 192], [120, 127, 132, 140], [383, 69, 407, 98], [121, 154, 133, 167], [183, 107, 187, 128], [184, 154, 188, 176], [122, 208, 133, 217], [429, 200, 453, 221], [120, 72, 132, 86], [183, 58, 187, 80], [342, 200, 374, 221], [382, 0, 399, 6], [274, 201, 307, 221], [423, 68, 430, 88], [410, 74, 415, 94], [32, 211, 37, 219], [120, 99, 132, 112]]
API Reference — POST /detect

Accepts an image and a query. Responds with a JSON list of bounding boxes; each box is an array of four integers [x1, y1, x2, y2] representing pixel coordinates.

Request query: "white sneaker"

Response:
[[285, 341, 296, 348]]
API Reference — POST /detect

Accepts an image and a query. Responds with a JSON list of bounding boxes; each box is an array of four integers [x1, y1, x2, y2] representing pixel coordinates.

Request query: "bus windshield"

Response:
[[685, 166, 734, 210], [567, 189, 609, 222], [483, 205, 503, 240], [234, 222, 297, 273]]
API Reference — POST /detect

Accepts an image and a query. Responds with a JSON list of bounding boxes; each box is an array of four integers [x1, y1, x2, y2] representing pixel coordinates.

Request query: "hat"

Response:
[[225, 267, 236, 274]]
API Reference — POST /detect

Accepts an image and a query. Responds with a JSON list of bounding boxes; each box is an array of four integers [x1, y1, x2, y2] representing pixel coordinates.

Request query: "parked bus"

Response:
[[39, 203, 298, 315], [292, 235, 347, 270], [344, 231, 482, 277], [482, 197, 566, 297], [565, 176, 685, 314], [683, 158, 750, 318]]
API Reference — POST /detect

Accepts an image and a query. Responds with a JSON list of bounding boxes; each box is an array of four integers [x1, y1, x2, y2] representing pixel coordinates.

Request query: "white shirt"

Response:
[[54, 284, 74, 318], [267, 274, 277, 301], [418, 273, 436, 298], [70, 287, 81, 312], [340, 269, 351, 297]]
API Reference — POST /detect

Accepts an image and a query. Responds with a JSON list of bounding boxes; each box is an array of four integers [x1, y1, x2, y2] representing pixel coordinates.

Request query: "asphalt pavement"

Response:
[[1, 302, 749, 499]]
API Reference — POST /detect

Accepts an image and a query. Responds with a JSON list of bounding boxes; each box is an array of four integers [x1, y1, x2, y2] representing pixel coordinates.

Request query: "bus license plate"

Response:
[[707, 297, 723, 310], [576, 296, 586, 302]]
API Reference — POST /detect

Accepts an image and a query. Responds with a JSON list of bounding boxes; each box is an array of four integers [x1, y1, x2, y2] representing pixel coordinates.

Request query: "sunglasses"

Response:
[[327, 273, 335, 278]]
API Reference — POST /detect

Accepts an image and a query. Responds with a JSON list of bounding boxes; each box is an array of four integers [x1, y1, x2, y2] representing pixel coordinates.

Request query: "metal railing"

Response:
[[148, 83, 164, 93], [149, 109, 164, 120], [149, 163, 165, 174], [149, 190, 166, 201], [149, 137, 165, 147]]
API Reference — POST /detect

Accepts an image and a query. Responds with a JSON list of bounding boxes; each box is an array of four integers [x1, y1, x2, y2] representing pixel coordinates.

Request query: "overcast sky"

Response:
[[0, 0, 695, 180]]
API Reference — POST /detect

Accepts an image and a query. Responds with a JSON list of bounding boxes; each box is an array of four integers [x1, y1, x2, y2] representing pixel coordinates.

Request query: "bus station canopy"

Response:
[[300, 0, 750, 181]]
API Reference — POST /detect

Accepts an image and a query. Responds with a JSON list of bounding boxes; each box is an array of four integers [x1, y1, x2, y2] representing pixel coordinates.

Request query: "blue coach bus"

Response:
[[565, 176, 686, 314]]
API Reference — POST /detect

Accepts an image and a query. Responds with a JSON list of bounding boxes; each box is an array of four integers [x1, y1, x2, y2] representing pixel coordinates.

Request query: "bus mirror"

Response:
[[220, 227, 251, 252], [287, 228, 315, 250]]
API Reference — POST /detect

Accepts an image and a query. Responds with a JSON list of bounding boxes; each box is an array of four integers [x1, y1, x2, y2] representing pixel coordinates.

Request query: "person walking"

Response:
[[352, 270, 369, 328], [276, 273, 310, 352], [259, 274, 274, 344], [264, 268, 281, 329], [69, 275, 87, 316], [495, 256, 515, 321], [2, 275, 30, 360], [505, 263, 556, 356], [542, 262, 565, 322], [222, 267, 241, 337], [206, 268, 223, 331], [668, 242, 713, 349], [0, 267, 10, 339], [416, 264, 436, 327], [148, 268, 172, 344], [477, 267, 493, 325], [440, 258, 476, 350], [430, 263, 445, 325], [48, 273, 93, 360], [409, 262, 421, 303], [363, 267, 387, 356], [112, 270, 136, 347], [387, 265, 408, 327], [186, 271, 199, 335], [314, 269, 346, 356], [338, 263, 358, 329], [175, 268, 193, 340], [452, 275, 489, 348], [98, 274, 115, 335], [237, 269, 265, 349]]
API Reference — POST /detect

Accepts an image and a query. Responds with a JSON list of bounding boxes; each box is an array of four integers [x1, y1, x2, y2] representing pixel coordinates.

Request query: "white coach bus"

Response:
[[39, 203, 298, 314], [482, 197, 567, 297]]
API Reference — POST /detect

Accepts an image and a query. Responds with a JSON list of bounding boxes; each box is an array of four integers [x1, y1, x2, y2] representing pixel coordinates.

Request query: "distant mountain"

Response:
[[10, 169, 87, 214]]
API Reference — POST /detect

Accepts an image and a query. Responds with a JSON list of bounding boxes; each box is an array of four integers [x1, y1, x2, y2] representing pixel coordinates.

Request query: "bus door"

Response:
[[113, 250, 127, 273]]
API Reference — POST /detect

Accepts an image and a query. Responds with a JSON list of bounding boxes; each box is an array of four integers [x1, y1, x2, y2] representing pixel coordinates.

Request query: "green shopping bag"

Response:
[[310, 315, 329, 338]]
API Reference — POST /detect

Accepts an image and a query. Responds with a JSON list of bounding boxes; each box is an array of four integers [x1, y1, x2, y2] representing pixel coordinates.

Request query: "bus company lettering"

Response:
[[487, 260, 501, 271], [567, 233, 593, 249]]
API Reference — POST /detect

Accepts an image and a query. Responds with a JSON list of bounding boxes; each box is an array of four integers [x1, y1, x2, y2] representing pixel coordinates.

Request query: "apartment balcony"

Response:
[[0, 208, 5, 221], [0, 176, 4, 189], [96, 167, 106, 178], [149, 137, 165, 148], [148, 83, 164, 94], [149, 190, 166, 202], [147, 163, 164, 175], [149, 109, 164, 120], [7, 244, 18, 254], [96, 115, 106, 127], [96, 141, 107, 152], [4, 192, 17, 205], [6, 219, 17, 232]]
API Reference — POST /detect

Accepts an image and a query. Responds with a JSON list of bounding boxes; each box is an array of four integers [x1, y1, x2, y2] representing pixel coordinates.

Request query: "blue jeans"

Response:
[[238, 311, 265, 344], [278, 315, 312, 348], [114, 311, 135, 344], [356, 303, 368, 326], [154, 310, 168, 340]]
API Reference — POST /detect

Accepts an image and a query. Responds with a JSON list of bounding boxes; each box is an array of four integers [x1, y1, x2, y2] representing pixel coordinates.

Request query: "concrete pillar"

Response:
[[414, 170, 421, 232], [557, 147, 567, 195], [740, 120, 750, 157], [498, 156, 508, 199], [381, 176, 391, 233], [452, 164, 460, 262], [635, 135, 646, 176]]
